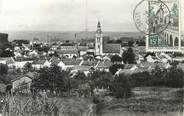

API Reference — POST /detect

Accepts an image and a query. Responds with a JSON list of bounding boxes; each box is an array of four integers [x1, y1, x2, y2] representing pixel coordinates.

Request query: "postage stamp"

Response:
[[133, 0, 181, 52]]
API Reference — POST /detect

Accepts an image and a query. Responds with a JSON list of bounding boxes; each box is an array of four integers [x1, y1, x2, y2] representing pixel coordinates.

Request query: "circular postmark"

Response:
[[133, 0, 171, 35]]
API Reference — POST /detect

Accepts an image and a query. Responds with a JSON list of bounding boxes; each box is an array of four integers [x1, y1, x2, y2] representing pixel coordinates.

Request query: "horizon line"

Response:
[[0, 30, 140, 33]]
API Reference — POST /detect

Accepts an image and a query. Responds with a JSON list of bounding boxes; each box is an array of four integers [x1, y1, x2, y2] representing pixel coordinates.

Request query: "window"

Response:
[[97, 37, 100, 43]]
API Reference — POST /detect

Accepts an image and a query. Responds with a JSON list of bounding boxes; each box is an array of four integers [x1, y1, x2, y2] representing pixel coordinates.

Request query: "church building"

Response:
[[95, 21, 122, 56]]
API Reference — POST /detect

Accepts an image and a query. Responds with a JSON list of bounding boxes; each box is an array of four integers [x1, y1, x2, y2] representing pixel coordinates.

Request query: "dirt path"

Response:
[[87, 104, 94, 116]]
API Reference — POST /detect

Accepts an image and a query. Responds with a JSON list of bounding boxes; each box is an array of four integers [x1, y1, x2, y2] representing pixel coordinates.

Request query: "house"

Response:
[[172, 57, 184, 62], [28, 50, 39, 57], [58, 59, 82, 70], [103, 43, 122, 55], [56, 49, 78, 58], [137, 54, 144, 64], [15, 61, 32, 69], [70, 66, 94, 76], [32, 60, 51, 69], [159, 53, 172, 61], [95, 60, 112, 71], [22, 43, 31, 51], [11, 72, 34, 93], [79, 50, 87, 57], [102, 56, 111, 61], [0, 83, 7, 93], [146, 55, 159, 63], [50, 43, 59, 50], [49, 56, 61, 66], [0, 57, 15, 68], [13, 57, 34, 69], [78, 45, 88, 56], [81, 60, 98, 67], [116, 64, 138, 75], [138, 61, 171, 71], [177, 63, 184, 71], [56, 44, 78, 58]]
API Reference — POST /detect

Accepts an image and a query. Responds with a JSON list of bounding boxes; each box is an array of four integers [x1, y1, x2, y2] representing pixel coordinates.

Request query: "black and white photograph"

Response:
[[0, 0, 183, 116]]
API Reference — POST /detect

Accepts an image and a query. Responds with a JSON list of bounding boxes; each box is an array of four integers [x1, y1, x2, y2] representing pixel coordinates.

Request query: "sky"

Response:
[[0, 0, 146, 32]]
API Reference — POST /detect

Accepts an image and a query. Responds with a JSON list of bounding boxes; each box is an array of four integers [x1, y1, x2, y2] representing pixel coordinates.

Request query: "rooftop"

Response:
[[56, 49, 78, 54], [32, 60, 47, 65], [96, 60, 112, 69], [62, 59, 82, 65], [103, 43, 121, 54], [81, 60, 98, 66], [0, 57, 15, 64]]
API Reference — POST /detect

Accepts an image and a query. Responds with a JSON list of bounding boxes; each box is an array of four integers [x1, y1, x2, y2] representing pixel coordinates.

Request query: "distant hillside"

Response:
[[2, 31, 144, 42]]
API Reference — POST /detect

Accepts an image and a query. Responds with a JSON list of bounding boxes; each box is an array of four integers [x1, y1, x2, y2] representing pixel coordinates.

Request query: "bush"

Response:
[[32, 65, 70, 94], [130, 66, 184, 88], [111, 55, 122, 63], [0, 63, 8, 75], [109, 74, 132, 98], [164, 67, 183, 88], [131, 71, 150, 87], [109, 64, 124, 75]]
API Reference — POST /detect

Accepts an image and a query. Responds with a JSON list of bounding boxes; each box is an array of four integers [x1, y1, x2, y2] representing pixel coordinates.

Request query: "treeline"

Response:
[[131, 66, 184, 88], [30, 64, 183, 99], [105, 36, 146, 46], [31, 65, 131, 98]]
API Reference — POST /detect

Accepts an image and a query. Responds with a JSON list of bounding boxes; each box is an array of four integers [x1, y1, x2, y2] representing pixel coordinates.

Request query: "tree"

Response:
[[32, 65, 69, 94], [164, 67, 183, 88], [109, 64, 124, 75], [95, 72, 113, 89], [73, 71, 89, 97], [0, 43, 14, 57], [109, 74, 132, 98], [23, 62, 33, 73], [122, 47, 136, 64], [111, 55, 122, 63], [0, 63, 8, 75], [88, 70, 114, 97], [73, 71, 87, 84], [128, 41, 134, 47]]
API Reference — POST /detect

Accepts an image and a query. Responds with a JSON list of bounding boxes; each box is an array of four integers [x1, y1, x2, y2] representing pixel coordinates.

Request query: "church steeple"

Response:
[[96, 21, 102, 34], [95, 21, 103, 56]]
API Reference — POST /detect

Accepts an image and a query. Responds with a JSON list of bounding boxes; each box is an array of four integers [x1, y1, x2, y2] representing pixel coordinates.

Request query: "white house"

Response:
[[58, 59, 82, 70], [146, 55, 159, 63], [14, 52, 22, 58], [0, 57, 15, 68], [32, 60, 51, 69], [172, 57, 184, 62], [28, 50, 38, 56], [177, 63, 184, 71], [15, 61, 33, 69], [12, 73, 34, 93]]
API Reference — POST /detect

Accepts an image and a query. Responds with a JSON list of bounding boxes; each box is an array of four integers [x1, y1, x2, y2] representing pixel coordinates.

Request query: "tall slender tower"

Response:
[[95, 21, 103, 56]]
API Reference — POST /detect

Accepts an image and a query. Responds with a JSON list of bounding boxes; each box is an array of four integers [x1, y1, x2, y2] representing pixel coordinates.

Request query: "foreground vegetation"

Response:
[[30, 64, 183, 98], [0, 94, 93, 116], [96, 87, 184, 116], [0, 87, 183, 116], [0, 60, 183, 116]]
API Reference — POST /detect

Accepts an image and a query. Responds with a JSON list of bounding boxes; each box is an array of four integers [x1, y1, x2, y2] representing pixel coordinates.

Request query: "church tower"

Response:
[[95, 21, 103, 56]]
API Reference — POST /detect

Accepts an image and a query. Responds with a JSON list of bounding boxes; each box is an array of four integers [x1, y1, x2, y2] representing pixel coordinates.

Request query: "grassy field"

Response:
[[98, 87, 183, 116], [0, 87, 183, 116]]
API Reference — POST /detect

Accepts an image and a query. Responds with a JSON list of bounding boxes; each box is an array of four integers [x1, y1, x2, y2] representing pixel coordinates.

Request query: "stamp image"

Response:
[[133, 0, 180, 52]]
